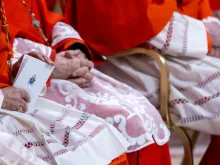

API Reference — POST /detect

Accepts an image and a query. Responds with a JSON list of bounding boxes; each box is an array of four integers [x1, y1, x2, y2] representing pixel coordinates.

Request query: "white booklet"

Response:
[[13, 55, 55, 112]]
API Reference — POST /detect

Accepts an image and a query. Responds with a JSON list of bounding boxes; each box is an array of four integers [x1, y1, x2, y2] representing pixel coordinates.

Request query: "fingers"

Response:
[[82, 72, 94, 81], [70, 69, 93, 88], [70, 58, 81, 71], [17, 88, 31, 103], [17, 98, 28, 112], [64, 50, 87, 60], [65, 50, 79, 59], [80, 73, 93, 88], [8, 98, 28, 112], [27, 51, 54, 65], [72, 67, 89, 77], [43, 56, 55, 66], [69, 72, 93, 88], [1, 87, 29, 113], [68, 78, 87, 86], [80, 59, 94, 69], [80, 81, 92, 88], [64, 50, 82, 59], [28, 51, 46, 62]]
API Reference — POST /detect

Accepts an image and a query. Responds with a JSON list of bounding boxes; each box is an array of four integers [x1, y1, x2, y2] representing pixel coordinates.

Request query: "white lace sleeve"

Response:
[[203, 16, 220, 47], [51, 22, 83, 47], [149, 12, 208, 58], [11, 38, 54, 67]]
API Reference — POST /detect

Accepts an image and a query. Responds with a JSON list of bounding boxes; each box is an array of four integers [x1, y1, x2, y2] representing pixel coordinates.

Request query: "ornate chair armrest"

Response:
[[104, 47, 172, 128]]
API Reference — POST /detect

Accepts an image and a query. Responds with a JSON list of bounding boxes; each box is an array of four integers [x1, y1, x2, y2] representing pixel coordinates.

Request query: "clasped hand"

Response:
[[53, 50, 94, 88]]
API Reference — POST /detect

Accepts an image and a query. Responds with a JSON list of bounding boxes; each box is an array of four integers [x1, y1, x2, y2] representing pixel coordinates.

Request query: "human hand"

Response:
[[64, 49, 87, 60], [52, 50, 94, 84], [12, 51, 54, 78], [1, 86, 30, 112], [64, 50, 94, 87], [69, 65, 94, 88]]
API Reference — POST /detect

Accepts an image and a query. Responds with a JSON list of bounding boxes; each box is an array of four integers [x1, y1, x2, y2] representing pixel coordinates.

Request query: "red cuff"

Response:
[[206, 32, 212, 55], [52, 38, 94, 61], [204, 24, 213, 55], [0, 83, 10, 88]]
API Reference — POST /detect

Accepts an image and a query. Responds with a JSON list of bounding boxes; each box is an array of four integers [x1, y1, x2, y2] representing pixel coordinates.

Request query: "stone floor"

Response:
[[169, 132, 210, 165]]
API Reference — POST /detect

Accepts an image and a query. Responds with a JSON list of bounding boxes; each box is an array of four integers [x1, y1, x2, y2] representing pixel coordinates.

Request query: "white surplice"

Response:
[[98, 12, 220, 134], [0, 98, 129, 165], [12, 22, 170, 153]]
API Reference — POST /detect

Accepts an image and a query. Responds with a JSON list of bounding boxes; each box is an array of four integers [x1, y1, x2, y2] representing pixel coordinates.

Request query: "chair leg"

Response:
[[172, 126, 193, 165], [191, 131, 200, 151]]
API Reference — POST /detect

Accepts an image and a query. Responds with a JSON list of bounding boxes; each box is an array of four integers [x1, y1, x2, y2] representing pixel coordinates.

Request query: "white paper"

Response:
[[13, 55, 55, 112]]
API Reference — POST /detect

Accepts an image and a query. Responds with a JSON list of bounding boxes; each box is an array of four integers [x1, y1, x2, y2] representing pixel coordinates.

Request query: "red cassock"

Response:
[[46, 0, 57, 10], [63, 0, 220, 165], [64, 0, 176, 55], [3, 0, 62, 86], [4, 0, 96, 60], [63, 0, 174, 165], [4, 0, 97, 85], [209, 0, 220, 11], [0, 21, 12, 88], [177, 0, 213, 19]]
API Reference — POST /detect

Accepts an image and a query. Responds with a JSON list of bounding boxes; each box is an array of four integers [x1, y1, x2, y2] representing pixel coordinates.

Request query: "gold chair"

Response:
[[104, 47, 195, 165]]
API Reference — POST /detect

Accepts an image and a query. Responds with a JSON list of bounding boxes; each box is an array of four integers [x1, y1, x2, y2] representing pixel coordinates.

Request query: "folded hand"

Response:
[[1, 86, 30, 112], [53, 50, 94, 87]]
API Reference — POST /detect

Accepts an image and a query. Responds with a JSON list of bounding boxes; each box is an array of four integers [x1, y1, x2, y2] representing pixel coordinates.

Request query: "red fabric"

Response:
[[3, 0, 64, 87], [209, 0, 220, 11], [46, 0, 57, 10], [199, 135, 220, 165], [4, 0, 91, 56], [178, 0, 213, 20], [0, 20, 12, 88], [206, 28, 213, 54], [3, 0, 95, 85], [109, 153, 129, 165], [127, 143, 171, 165], [64, 0, 176, 55], [3, 0, 64, 45]]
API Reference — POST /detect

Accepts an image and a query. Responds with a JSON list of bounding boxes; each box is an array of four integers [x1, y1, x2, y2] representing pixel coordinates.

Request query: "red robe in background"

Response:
[[177, 0, 213, 19], [62, 1, 220, 165], [64, 0, 176, 55], [3, 0, 97, 89], [4, 0, 93, 61], [62, 1, 173, 165], [46, 0, 57, 10], [209, 0, 220, 11], [0, 17, 12, 88], [178, 2, 220, 165]]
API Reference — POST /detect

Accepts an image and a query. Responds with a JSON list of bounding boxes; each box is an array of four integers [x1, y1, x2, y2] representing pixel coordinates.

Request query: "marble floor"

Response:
[[169, 132, 210, 165]]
